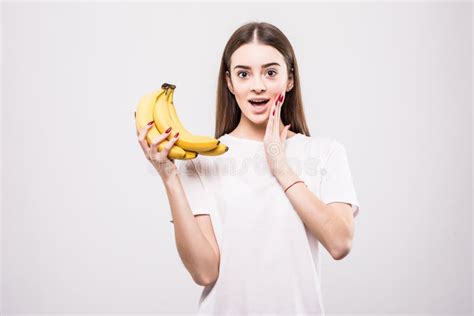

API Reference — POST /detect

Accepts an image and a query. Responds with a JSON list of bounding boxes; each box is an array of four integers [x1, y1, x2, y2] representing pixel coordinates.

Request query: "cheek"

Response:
[[232, 94, 248, 109], [233, 91, 248, 104]]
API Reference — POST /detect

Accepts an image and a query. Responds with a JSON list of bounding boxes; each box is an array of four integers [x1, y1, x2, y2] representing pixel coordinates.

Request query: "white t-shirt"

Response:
[[170, 133, 360, 315]]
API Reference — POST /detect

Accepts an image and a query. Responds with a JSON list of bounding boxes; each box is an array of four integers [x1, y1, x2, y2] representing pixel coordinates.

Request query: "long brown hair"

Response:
[[215, 22, 311, 139]]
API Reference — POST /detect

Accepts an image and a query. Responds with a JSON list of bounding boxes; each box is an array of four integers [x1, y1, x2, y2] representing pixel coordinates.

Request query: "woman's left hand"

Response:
[[263, 92, 292, 177]]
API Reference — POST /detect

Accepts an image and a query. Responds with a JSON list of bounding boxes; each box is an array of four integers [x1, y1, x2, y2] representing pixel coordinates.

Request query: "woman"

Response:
[[136, 22, 360, 315]]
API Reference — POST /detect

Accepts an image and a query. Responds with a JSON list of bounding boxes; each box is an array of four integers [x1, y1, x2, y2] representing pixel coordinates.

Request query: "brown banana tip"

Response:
[[225, 146, 229, 152], [217, 140, 220, 145], [162, 82, 175, 89]]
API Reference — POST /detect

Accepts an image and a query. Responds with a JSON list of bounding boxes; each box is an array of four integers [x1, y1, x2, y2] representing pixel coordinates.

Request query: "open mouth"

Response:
[[249, 99, 270, 106]]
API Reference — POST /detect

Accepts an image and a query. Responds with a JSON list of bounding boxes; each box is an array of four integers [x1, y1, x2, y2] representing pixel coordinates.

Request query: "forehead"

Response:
[[230, 43, 284, 68]]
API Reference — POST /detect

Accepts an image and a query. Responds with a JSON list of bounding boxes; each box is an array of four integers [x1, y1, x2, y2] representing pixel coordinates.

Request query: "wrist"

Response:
[[162, 170, 180, 187], [275, 168, 300, 191], [273, 159, 290, 179], [283, 179, 307, 193]]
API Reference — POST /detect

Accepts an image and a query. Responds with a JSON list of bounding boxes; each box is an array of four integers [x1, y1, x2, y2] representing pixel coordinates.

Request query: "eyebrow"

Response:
[[233, 62, 281, 70]]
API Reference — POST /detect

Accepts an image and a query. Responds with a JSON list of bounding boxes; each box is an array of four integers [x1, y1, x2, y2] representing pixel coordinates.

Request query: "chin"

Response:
[[248, 114, 270, 126]]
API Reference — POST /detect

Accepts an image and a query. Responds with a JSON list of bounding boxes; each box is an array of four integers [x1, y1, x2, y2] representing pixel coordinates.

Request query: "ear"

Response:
[[225, 71, 234, 95], [287, 67, 294, 92]]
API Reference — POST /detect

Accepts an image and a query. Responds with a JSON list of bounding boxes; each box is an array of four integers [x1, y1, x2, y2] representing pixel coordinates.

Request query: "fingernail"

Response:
[[174, 132, 180, 138], [272, 109, 276, 116], [147, 121, 154, 126], [165, 127, 172, 133]]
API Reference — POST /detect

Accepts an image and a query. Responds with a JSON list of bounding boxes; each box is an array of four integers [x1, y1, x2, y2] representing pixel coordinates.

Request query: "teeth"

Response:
[[249, 99, 269, 104]]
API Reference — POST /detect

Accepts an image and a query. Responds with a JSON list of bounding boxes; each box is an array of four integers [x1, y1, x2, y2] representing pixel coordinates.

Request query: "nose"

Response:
[[251, 76, 266, 92]]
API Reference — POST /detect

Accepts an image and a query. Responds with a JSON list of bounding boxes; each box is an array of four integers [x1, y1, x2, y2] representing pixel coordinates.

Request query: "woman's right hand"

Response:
[[136, 120, 180, 183]]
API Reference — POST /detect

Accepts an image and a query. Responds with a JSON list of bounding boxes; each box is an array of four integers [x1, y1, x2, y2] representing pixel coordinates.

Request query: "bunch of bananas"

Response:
[[135, 83, 229, 160]]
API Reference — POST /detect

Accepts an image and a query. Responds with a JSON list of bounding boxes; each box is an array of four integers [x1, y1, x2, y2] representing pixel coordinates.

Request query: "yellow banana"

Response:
[[136, 82, 229, 160], [168, 88, 229, 156], [164, 84, 229, 156], [153, 86, 219, 152], [167, 88, 223, 151], [198, 143, 229, 156], [183, 151, 198, 159], [135, 89, 196, 160]]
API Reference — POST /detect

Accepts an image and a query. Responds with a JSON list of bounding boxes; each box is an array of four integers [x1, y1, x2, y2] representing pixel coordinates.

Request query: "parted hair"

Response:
[[215, 21, 311, 139]]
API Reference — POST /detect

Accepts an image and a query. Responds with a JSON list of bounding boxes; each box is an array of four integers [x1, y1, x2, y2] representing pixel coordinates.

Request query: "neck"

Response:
[[231, 113, 286, 142]]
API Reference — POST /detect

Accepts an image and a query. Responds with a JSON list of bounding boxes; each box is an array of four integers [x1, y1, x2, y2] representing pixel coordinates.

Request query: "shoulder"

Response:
[[297, 134, 343, 158]]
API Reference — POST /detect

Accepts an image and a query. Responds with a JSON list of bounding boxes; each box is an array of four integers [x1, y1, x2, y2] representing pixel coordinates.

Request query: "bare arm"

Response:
[[134, 121, 219, 285], [164, 172, 219, 286], [275, 169, 353, 260]]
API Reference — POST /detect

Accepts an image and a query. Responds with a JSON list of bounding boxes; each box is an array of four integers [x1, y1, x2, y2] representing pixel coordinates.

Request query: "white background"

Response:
[[2, 1, 472, 315]]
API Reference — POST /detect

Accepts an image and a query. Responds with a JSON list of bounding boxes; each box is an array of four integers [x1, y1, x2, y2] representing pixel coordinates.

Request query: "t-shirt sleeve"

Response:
[[169, 159, 212, 224], [320, 141, 360, 218]]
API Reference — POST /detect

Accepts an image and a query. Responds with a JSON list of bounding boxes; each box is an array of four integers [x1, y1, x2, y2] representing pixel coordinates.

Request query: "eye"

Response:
[[237, 69, 278, 79], [237, 71, 248, 78], [267, 69, 277, 77]]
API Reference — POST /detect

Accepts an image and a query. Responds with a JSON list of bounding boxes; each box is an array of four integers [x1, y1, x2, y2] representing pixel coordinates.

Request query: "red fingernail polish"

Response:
[[272, 109, 276, 116], [174, 132, 180, 138], [165, 127, 172, 133], [147, 121, 154, 125]]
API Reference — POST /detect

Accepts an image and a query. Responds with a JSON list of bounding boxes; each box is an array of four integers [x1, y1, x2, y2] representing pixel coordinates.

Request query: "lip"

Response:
[[249, 100, 270, 114], [248, 98, 270, 102]]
